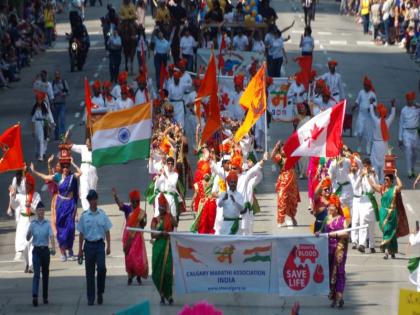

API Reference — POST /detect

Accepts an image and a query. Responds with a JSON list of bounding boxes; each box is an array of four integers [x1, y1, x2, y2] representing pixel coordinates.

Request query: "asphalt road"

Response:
[[0, 0, 419, 314]]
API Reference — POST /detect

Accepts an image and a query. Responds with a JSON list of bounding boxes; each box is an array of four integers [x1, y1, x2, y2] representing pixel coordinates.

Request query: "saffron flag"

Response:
[[282, 100, 346, 170], [197, 53, 221, 145], [92, 103, 152, 167], [295, 56, 313, 90], [234, 64, 267, 142], [84, 77, 93, 118], [0, 124, 24, 173]]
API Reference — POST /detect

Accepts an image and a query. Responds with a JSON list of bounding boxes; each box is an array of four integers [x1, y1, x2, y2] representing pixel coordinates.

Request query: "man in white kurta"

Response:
[[154, 157, 179, 218], [116, 86, 134, 110], [398, 91, 420, 178], [167, 72, 187, 125], [218, 172, 245, 235], [353, 78, 377, 154], [134, 73, 151, 105], [329, 156, 353, 211], [321, 60, 345, 101], [71, 140, 98, 210], [11, 176, 41, 273], [241, 163, 263, 235], [212, 158, 230, 235], [369, 102, 396, 183]]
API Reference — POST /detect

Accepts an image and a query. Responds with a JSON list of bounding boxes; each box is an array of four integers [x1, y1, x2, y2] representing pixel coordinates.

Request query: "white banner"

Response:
[[170, 234, 329, 296]]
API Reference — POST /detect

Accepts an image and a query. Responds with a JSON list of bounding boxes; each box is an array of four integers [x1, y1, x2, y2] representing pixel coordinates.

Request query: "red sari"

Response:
[[274, 154, 300, 224], [122, 207, 149, 278]]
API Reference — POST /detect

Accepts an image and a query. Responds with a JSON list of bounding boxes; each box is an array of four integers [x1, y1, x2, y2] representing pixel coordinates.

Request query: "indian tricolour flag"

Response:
[[92, 103, 152, 167]]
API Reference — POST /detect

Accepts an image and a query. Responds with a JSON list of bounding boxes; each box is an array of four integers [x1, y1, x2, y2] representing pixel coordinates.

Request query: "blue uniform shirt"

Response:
[[77, 208, 112, 242], [154, 38, 171, 54], [29, 219, 52, 247]]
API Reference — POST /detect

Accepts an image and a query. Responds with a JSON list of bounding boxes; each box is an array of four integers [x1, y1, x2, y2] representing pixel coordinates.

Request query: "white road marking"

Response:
[[98, 64, 103, 71], [329, 40, 347, 46], [74, 112, 80, 118], [291, 30, 302, 34], [68, 124, 75, 130], [102, 57, 107, 62], [340, 33, 351, 36], [41, 184, 47, 192], [80, 101, 85, 107], [298, 14, 302, 18], [343, 82, 347, 87], [314, 40, 320, 44], [348, 93, 353, 98], [323, 50, 328, 55], [93, 73, 99, 78], [318, 31, 332, 35], [319, 44, 324, 49], [356, 41, 375, 46]]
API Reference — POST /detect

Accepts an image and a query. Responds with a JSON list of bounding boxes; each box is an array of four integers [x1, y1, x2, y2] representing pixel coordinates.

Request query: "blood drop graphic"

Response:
[[283, 246, 310, 290], [313, 264, 324, 283]]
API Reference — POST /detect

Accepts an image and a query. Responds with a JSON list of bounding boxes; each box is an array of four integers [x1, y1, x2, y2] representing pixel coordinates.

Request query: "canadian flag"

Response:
[[283, 100, 346, 170]]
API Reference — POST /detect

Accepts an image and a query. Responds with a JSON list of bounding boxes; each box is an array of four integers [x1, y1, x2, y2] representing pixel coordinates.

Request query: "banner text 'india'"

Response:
[[170, 234, 329, 296], [92, 103, 152, 167]]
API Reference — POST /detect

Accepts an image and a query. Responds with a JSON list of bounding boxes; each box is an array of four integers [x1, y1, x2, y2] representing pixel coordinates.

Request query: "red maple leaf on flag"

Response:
[[304, 123, 324, 148]]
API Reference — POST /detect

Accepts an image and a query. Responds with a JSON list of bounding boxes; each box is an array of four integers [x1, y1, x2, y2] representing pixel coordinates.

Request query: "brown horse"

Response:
[[119, 19, 138, 74]]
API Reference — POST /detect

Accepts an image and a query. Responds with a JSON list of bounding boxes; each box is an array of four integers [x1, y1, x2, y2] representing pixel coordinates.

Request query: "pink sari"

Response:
[[122, 209, 149, 278]]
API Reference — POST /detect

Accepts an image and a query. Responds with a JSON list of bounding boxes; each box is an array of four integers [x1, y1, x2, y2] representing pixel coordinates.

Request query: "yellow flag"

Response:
[[234, 64, 267, 142]]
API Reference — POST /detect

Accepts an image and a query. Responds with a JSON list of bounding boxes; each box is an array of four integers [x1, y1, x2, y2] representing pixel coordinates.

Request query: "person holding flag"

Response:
[[408, 228, 420, 292], [321, 60, 345, 101]]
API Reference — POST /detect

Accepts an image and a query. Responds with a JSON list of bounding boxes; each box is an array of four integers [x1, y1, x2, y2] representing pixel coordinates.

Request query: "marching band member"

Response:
[[116, 85, 134, 110], [134, 72, 151, 105], [167, 70, 187, 126], [91, 80, 106, 113], [112, 71, 128, 99]]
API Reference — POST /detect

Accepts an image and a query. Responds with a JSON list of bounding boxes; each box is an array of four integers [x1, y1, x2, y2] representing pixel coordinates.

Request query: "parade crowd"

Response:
[[2, 0, 420, 312]]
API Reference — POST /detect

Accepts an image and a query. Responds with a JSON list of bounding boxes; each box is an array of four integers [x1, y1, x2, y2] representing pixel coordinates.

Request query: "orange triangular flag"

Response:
[[234, 64, 267, 142]]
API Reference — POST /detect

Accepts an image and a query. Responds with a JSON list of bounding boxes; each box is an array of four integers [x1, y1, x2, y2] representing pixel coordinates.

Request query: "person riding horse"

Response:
[[119, 0, 138, 73]]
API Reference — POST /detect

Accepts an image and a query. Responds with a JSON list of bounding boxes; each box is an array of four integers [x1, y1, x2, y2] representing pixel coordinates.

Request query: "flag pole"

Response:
[[264, 63, 268, 155]]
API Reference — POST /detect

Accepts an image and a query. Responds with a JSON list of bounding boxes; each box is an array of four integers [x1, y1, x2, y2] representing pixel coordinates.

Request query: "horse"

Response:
[[119, 19, 138, 74]]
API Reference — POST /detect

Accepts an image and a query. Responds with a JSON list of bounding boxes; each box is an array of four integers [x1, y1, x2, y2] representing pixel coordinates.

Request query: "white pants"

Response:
[[154, 192, 177, 218], [402, 130, 419, 174], [15, 215, 33, 267], [371, 140, 388, 183], [173, 101, 185, 126], [355, 113, 373, 153], [213, 205, 224, 235], [358, 197, 376, 248], [409, 268, 420, 292], [79, 163, 98, 210], [240, 211, 254, 236], [351, 197, 361, 243], [34, 121, 47, 159], [220, 220, 236, 235]]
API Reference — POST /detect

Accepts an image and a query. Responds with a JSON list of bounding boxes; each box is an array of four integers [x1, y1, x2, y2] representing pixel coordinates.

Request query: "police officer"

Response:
[[27, 201, 56, 307], [77, 190, 112, 306]]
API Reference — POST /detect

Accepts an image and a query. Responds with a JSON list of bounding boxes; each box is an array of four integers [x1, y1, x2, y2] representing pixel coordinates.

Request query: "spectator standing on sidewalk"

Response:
[[43, 2, 55, 48], [360, 0, 371, 35], [27, 201, 56, 307], [52, 70, 69, 141], [77, 190, 112, 306]]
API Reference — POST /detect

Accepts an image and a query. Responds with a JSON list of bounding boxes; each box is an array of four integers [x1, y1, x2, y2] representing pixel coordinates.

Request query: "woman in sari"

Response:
[[112, 188, 149, 285], [368, 171, 403, 259], [317, 194, 349, 309], [190, 161, 217, 234], [31, 158, 81, 262], [271, 140, 300, 227], [151, 193, 177, 305], [312, 177, 332, 233]]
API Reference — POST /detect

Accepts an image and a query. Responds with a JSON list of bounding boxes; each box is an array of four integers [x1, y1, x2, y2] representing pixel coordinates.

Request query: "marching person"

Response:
[[179, 28, 197, 72], [153, 156, 180, 218], [10, 173, 41, 273], [6, 170, 26, 244], [134, 72, 151, 105], [107, 28, 123, 84], [167, 71, 186, 126], [112, 71, 128, 99], [352, 76, 377, 154], [91, 80, 106, 112], [31, 92, 55, 162], [112, 188, 148, 285], [328, 153, 353, 214], [116, 85, 134, 110], [27, 201, 56, 307], [369, 101, 396, 183], [322, 60, 345, 101], [52, 70, 69, 141], [408, 229, 420, 292], [398, 91, 420, 179], [151, 193, 177, 305], [225, 74, 245, 121], [70, 138, 98, 211], [218, 171, 245, 235], [31, 158, 81, 262], [77, 190, 112, 306]]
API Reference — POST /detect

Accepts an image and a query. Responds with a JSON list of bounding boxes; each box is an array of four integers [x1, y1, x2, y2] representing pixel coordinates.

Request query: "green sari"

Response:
[[379, 185, 398, 254], [151, 214, 173, 299]]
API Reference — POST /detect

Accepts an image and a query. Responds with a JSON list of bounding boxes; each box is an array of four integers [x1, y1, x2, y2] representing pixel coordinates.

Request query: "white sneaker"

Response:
[[14, 252, 23, 261], [67, 255, 77, 261], [60, 255, 67, 262]]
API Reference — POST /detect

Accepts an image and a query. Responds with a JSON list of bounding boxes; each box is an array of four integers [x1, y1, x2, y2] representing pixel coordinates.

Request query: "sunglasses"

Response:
[[62, 165, 70, 169]]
